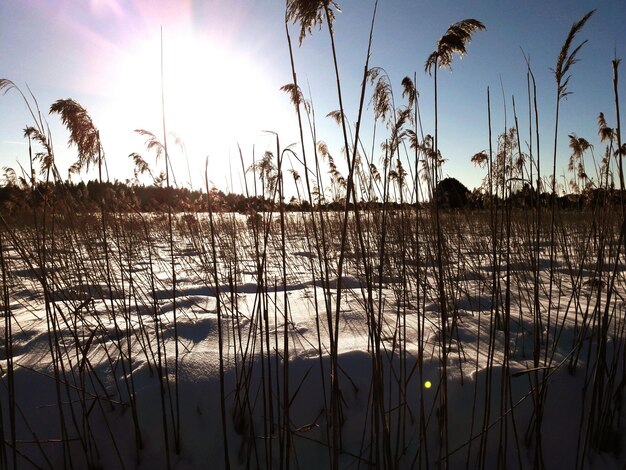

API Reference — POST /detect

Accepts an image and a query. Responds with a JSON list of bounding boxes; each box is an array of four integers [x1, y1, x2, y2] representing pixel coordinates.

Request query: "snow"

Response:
[[1, 211, 625, 469]]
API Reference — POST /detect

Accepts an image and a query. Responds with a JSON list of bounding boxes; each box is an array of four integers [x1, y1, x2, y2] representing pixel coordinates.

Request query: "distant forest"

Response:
[[1, 177, 624, 218]]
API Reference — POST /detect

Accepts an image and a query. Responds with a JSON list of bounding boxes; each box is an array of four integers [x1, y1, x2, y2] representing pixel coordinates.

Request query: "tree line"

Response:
[[1, 177, 624, 221]]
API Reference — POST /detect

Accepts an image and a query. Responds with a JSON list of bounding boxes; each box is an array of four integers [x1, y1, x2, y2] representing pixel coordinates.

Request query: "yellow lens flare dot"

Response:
[[424, 380, 432, 389]]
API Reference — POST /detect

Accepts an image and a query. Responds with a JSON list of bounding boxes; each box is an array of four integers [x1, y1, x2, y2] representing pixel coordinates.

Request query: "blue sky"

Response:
[[1, 0, 625, 196]]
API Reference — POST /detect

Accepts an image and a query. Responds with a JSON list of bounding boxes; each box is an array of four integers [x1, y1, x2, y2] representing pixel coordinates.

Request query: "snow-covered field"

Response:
[[1, 210, 625, 469]]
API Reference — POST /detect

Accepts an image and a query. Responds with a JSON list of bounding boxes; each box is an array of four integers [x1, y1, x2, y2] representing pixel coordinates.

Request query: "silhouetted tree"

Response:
[[435, 177, 470, 209]]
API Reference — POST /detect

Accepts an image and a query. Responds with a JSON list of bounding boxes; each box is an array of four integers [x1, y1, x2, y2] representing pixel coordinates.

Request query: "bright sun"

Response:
[[164, 33, 263, 142], [107, 29, 283, 187]]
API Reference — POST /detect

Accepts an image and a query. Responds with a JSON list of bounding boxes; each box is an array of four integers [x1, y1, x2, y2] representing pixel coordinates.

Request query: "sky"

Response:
[[1, 0, 625, 197]]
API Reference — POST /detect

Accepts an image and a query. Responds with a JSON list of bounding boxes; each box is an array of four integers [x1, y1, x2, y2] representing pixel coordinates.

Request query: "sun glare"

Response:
[[108, 29, 280, 185], [165, 33, 265, 141]]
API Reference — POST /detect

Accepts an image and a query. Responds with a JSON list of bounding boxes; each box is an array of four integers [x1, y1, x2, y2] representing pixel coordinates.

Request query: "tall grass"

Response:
[[1, 5, 625, 470]]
